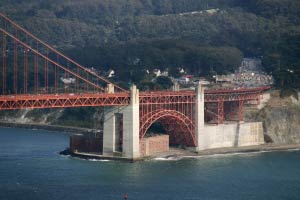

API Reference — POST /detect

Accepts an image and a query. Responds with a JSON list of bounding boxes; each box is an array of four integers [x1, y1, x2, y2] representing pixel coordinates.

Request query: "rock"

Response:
[[254, 91, 300, 144]]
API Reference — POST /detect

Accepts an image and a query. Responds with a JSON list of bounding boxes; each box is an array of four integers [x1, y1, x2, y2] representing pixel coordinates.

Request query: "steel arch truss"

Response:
[[140, 109, 196, 146], [139, 92, 196, 147]]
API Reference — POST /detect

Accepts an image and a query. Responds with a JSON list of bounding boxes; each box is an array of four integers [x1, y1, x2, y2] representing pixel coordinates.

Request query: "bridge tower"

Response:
[[103, 85, 140, 159], [0, 13, 267, 160], [195, 82, 206, 151]]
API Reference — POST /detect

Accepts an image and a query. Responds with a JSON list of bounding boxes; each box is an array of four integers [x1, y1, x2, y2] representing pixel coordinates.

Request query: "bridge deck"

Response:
[[0, 93, 130, 110], [0, 87, 269, 110]]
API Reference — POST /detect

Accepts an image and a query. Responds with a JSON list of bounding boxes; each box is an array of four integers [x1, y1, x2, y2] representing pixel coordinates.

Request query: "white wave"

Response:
[[192, 150, 281, 158], [152, 150, 280, 161], [202, 149, 298, 159], [60, 154, 71, 157], [183, 152, 252, 159], [60, 154, 75, 160], [88, 159, 110, 162], [153, 157, 182, 161], [286, 148, 300, 152]]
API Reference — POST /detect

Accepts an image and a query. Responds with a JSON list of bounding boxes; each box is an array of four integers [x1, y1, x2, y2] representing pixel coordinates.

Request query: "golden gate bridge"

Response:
[[0, 13, 269, 157]]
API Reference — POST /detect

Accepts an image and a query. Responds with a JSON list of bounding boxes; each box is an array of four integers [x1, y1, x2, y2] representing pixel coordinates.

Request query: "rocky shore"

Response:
[[0, 121, 98, 134]]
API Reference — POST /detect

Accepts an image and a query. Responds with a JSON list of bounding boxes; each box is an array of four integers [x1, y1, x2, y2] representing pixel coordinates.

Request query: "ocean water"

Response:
[[1, 127, 300, 200]]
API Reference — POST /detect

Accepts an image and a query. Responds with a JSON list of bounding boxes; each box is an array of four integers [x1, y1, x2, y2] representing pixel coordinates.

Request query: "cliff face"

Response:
[[253, 91, 300, 144], [259, 106, 300, 144], [0, 109, 63, 124], [0, 107, 104, 130]]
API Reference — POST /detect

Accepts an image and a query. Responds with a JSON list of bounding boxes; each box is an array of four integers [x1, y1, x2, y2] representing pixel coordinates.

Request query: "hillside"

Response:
[[0, 0, 299, 88], [0, 0, 299, 145]]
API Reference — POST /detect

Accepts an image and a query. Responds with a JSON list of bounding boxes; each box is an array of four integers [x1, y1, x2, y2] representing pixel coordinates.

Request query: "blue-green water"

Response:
[[1, 128, 300, 200]]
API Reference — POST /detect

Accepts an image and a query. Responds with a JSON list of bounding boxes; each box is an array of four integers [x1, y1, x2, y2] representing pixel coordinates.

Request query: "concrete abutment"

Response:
[[103, 85, 140, 159], [102, 83, 265, 159]]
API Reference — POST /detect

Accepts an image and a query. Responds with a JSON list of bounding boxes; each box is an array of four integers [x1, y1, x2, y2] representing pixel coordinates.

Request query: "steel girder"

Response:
[[140, 109, 196, 146], [0, 93, 130, 110]]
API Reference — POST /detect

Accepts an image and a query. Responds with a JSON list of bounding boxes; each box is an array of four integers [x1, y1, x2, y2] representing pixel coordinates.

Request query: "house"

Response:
[[108, 70, 115, 78], [153, 69, 169, 77], [177, 75, 194, 84], [60, 77, 76, 84]]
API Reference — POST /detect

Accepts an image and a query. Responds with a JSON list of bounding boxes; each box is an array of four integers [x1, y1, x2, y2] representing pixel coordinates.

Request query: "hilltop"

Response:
[[0, 0, 299, 89]]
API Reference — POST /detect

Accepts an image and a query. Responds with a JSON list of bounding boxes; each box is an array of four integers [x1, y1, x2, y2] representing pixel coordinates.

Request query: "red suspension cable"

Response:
[[14, 32, 18, 94], [2, 32, 6, 95]]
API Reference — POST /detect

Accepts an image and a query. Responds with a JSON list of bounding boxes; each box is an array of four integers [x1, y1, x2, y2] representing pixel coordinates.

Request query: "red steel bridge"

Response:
[[0, 13, 269, 147]]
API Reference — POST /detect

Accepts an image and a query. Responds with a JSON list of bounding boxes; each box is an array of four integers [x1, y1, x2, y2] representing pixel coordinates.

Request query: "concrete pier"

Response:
[[200, 122, 264, 149], [195, 82, 206, 151], [106, 83, 115, 94], [122, 85, 140, 158], [103, 85, 140, 159], [103, 109, 118, 155], [193, 82, 264, 152], [103, 83, 265, 159]]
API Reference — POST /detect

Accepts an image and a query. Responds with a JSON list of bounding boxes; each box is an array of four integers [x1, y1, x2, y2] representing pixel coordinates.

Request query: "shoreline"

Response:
[[0, 121, 98, 135], [150, 144, 300, 160], [1, 122, 300, 161], [64, 143, 300, 162]]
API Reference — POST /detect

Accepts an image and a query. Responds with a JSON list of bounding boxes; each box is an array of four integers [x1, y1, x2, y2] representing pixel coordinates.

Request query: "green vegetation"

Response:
[[0, 0, 299, 90], [0, 0, 299, 128]]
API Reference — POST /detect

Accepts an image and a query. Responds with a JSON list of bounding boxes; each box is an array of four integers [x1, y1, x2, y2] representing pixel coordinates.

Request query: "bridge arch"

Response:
[[140, 109, 196, 147]]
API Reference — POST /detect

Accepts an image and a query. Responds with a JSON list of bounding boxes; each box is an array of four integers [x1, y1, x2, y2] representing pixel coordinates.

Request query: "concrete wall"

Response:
[[195, 83, 205, 151], [199, 122, 264, 150], [103, 83, 265, 158], [103, 85, 140, 159], [140, 135, 169, 157], [70, 134, 103, 153], [103, 108, 123, 155], [122, 85, 140, 158], [103, 109, 116, 155]]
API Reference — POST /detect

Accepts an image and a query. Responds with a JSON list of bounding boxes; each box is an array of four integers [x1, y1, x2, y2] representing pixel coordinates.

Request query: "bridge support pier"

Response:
[[103, 109, 122, 155], [103, 85, 140, 159], [195, 82, 206, 151], [122, 85, 140, 159], [106, 84, 115, 94]]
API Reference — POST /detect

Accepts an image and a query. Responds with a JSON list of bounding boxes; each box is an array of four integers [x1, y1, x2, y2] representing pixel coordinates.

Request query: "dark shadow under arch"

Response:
[[140, 109, 196, 147]]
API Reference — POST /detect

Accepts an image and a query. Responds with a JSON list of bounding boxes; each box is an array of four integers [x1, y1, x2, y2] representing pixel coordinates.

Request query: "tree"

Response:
[[156, 76, 173, 90]]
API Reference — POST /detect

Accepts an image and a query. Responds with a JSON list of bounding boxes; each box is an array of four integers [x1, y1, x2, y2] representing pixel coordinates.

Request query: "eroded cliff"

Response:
[[248, 91, 300, 144]]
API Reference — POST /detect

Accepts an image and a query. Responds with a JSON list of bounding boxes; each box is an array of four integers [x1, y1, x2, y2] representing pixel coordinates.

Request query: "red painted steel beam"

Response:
[[0, 93, 130, 110], [217, 101, 224, 124], [0, 88, 268, 110], [139, 87, 269, 104], [2, 31, 6, 95], [238, 100, 245, 121]]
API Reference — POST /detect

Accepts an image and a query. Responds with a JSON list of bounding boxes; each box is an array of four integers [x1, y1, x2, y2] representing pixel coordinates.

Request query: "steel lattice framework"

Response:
[[0, 13, 270, 147], [0, 93, 130, 110], [140, 92, 196, 146]]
